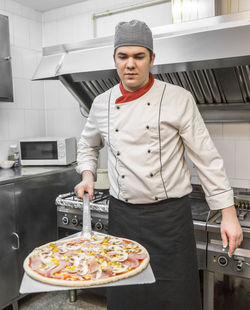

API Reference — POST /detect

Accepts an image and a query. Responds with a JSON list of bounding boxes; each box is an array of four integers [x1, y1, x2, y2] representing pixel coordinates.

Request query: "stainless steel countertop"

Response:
[[0, 164, 76, 185]]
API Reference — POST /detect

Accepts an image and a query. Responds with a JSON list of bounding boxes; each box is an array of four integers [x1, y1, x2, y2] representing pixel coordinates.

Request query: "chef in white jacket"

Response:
[[75, 20, 243, 310]]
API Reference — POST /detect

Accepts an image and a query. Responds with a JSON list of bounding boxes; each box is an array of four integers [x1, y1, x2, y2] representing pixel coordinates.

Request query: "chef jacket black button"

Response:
[[117, 151, 120, 156], [116, 106, 120, 110], [125, 199, 128, 202], [150, 173, 153, 177], [147, 102, 150, 106], [121, 175, 125, 178], [155, 196, 158, 201], [115, 129, 119, 132], [148, 149, 151, 153], [146, 125, 149, 129]]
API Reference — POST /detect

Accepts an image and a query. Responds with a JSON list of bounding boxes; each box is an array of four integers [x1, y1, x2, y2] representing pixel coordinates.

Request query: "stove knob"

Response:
[[218, 255, 228, 267], [95, 222, 103, 231], [71, 217, 79, 227], [62, 216, 69, 225], [236, 260, 243, 272]]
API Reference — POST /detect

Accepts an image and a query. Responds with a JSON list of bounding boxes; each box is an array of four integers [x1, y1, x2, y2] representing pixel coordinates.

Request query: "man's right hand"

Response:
[[74, 170, 95, 201]]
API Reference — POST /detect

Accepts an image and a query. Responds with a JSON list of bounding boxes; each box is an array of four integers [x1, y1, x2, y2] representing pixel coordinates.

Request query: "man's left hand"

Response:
[[220, 205, 243, 257]]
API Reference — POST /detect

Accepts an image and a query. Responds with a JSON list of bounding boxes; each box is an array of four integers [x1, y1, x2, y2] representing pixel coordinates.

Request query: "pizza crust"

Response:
[[23, 234, 150, 287]]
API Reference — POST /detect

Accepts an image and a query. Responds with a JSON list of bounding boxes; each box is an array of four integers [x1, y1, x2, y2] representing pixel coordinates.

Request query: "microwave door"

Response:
[[20, 141, 63, 165]]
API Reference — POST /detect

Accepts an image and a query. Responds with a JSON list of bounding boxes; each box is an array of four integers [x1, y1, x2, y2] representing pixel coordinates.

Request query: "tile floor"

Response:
[[5, 290, 107, 310]]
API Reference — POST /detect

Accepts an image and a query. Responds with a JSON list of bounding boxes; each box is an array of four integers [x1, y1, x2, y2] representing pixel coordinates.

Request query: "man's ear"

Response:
[[150, 53, 156, 67]]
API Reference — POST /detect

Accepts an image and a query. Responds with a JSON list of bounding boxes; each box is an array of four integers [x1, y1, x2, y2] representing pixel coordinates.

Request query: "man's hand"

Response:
[[74, 170, 95, 201], [220, 205, 243, 257]]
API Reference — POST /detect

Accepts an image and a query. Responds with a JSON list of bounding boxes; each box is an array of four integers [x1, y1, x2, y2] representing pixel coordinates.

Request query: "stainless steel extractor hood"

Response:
[[33, 12, 250, 122]]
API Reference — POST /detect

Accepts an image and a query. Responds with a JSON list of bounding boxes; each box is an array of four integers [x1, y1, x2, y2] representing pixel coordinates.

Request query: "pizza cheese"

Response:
[[23, 234, 149, 287]]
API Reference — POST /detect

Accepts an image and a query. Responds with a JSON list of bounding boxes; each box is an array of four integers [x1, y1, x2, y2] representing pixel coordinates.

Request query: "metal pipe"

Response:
[[92, 0, 171, 37], [68, 289, 77, 303]]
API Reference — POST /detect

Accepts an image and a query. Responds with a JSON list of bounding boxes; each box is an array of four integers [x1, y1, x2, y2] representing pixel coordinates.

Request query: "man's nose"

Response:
[[126, 57, 135, 68]]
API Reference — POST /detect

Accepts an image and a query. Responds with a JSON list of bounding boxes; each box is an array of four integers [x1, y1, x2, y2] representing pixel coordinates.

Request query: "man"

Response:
[[74, 20, 243, 310]]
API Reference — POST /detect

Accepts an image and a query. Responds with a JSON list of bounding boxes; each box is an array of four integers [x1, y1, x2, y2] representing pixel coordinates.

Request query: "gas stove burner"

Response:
[[55, 190, 109, 213]]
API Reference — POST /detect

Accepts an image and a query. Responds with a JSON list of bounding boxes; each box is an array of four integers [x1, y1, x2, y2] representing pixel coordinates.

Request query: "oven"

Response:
[[203, 193, 250, 310]]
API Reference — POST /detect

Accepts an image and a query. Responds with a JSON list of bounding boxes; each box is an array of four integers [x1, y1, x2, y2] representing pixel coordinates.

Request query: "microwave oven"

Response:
[[19, 137, 77, 166]]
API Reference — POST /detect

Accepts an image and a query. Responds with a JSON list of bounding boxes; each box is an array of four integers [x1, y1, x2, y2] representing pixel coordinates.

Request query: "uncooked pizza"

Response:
[[23, 234, 149, 287]]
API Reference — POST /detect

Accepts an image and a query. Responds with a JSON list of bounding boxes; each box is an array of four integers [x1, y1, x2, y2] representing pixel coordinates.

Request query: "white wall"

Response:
[[0, 0, 44, 160], [95, 1, 172, 37], [172, 0, 215, 23]]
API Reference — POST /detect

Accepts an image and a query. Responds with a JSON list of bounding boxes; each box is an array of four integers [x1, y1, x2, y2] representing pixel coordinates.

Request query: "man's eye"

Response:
[[135, 56, 145, 60]]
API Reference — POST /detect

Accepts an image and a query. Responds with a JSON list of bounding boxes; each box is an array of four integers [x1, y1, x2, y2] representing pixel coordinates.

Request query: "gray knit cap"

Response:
[[114, 20, 153, 52]]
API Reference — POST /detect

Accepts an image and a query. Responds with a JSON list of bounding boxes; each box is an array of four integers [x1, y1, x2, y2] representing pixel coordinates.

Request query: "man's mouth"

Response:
[[125, 73, 137, 77]]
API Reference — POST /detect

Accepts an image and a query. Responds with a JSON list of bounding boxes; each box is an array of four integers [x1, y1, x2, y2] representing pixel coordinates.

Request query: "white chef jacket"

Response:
[[76, 79, 234, 210]]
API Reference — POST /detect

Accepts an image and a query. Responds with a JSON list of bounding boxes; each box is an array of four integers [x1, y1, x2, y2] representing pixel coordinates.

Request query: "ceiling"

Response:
[[14, 0, 89, 12]]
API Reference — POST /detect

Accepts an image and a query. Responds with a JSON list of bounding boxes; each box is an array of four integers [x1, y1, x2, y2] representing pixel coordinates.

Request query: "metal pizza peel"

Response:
[[82, 193, 92, 239], [20, 227, 155, 293]]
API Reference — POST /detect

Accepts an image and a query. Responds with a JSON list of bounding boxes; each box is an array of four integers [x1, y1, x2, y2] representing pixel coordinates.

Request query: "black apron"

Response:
[[107, 195, 202, 310]]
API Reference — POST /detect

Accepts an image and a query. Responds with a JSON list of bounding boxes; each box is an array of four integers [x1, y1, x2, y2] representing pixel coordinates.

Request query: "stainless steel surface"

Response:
[[57, 206, 109, 237], [32, 12, 250, 121], [0, 14, 13, 102], [204, 193, 250, 309], [203, 270, 214, 310], [0, 165, 77, 185], [82, 193, 92, 238], [56, 192, 109, 213], [69, 290, 77, 303], [37, 12, 250, 74], [0, 183, 19, 309], [207, 243, 250, 277]]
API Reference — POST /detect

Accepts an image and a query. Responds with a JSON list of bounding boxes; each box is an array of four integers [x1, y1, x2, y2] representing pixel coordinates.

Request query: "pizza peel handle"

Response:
[[82, 193, 92, 239]]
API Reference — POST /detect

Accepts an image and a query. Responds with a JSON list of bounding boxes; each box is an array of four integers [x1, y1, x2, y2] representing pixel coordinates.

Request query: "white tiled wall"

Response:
[[188, 123, 250, 189], [0, 0, 44, 160], [172, 0, 215, 23]]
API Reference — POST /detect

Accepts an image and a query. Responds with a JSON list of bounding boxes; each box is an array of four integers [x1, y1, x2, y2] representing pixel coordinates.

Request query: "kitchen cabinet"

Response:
[[0, 166, 81, 309], [0, 183, 19, 309], [0, 14, 13, 102]]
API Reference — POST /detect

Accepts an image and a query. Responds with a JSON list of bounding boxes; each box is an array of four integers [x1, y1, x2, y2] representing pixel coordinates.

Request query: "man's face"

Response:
[[114, 46, 155, 92]]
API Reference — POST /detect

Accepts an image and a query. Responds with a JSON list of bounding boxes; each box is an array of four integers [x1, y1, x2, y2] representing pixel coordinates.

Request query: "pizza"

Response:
[[23, 234, 149, 287]]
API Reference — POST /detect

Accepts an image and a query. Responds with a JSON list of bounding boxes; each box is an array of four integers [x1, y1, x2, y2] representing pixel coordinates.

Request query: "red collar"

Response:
[[115, 73, 154, 104]]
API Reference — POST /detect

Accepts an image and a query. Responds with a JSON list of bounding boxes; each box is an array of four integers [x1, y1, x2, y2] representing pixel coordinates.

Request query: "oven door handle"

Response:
[[11, 232, 20, 250]]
